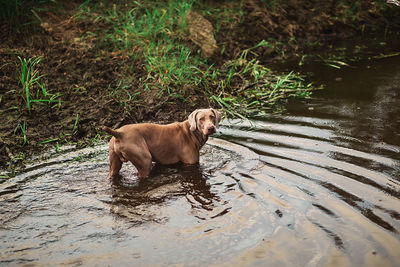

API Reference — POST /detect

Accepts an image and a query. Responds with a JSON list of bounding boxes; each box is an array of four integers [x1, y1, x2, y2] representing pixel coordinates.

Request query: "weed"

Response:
[[144, 42, 203, 93], [40, 138, 60, 144], [15, 152, 26, 161], [80, 0, 206, 101], [108, 77, 141, 113], [207, 40, 318, 116], [70, 85, 88, 95], [14, 121, 27, 146], [18, 56, 42, 113], [78, 2, 318, 119], [17, 56, 62, 114], [39, 114, 81, 145], [87, 132, 103, 146], [0, 173, 10, 179], [73, 155, 83, 161], [73, 114, 80, 133]]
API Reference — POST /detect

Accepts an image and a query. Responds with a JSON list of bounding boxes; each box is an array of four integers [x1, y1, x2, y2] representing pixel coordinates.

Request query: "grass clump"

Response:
[[18, 56, 61, 114], [78, 0, 209, 107], [99, 0, 203, 94], [208, 41, 315, 118], [77, 0, 317, 118]]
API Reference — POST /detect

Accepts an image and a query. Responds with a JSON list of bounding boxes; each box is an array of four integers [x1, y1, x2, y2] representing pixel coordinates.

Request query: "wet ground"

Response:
[[1, 52, 400, 266]]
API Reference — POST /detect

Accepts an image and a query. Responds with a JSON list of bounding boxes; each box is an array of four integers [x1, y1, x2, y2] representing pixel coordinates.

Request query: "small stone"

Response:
[[187, 10, 218, 58]]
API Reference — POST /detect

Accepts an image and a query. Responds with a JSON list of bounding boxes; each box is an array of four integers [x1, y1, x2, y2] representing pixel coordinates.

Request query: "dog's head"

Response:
[[188, 108, 222, 136]]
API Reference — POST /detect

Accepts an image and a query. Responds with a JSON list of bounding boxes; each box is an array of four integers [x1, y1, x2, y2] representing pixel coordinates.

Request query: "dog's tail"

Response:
[[102, 126, 123, 139]]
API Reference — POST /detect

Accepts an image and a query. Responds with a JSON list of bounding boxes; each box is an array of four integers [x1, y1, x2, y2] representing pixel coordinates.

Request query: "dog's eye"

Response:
[[199, 117, 205, 121], [210, 115, 215, 120]]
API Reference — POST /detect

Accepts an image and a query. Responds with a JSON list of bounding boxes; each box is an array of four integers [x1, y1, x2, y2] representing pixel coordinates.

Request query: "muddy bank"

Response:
[[206, 0, 400, 61], [1, 0, 399, 169]]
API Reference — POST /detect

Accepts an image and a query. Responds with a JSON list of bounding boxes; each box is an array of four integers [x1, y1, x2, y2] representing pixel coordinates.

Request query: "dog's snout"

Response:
[[206, 125, 216, 135]]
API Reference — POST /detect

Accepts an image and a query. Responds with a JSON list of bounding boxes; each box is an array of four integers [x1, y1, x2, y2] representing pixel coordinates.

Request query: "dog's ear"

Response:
[[211, 108, 222, 128], [188, 109, 199, 131]]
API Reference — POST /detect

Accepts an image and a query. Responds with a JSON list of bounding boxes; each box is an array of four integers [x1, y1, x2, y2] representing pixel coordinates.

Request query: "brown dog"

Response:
[[103, 108, 222, 178]]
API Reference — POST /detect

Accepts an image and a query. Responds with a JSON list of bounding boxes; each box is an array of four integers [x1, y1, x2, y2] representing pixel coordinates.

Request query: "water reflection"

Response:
[[109, 163, 220, 225], [215, 54, 400, 266]]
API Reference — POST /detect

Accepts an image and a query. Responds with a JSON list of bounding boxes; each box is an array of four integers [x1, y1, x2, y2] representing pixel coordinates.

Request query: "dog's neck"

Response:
[[193, 128, 208, 148], [183, 120, 208, 148]]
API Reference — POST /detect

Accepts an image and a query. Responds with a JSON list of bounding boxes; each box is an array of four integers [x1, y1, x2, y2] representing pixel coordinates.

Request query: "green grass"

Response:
[[18, 56, 42, 114], [72, 114, 80, 134], [14, 120, 27, 146], [95, 0, 203, 95], [18, 56, 62, 114], [108, 77, 141, 112], [205, 40, 317, 117], [76, 0, 320, 118], [38, 114, 82, 145], [143, 42, 206, 98]]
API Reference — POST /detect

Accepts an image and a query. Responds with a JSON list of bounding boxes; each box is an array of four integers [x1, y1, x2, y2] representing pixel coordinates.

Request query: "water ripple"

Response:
[[1, 113, 400, 266]]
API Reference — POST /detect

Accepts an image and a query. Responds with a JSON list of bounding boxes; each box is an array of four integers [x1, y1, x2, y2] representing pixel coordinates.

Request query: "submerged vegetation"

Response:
[[0, 0, 399, 168]]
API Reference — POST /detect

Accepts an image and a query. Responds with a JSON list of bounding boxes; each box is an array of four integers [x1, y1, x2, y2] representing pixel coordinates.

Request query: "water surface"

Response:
[[1, 50, 400, 266]]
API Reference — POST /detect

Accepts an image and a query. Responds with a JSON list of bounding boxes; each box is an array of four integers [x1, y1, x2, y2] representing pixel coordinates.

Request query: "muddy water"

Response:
[[1, 56, 400, 266]]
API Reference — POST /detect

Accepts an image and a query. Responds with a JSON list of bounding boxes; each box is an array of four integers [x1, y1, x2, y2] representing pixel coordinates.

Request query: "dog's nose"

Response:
[[207, 126, 216, 134]]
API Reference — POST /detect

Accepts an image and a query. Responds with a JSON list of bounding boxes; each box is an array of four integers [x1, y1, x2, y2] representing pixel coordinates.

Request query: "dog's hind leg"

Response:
[[108, 138, 123, 178], [123, 141, 153, 179]]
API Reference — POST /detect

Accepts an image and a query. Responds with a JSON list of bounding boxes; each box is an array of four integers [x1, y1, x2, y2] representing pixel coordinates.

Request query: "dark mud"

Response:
[[1, 0, 399, 168], [207, 0, 400, 61]]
